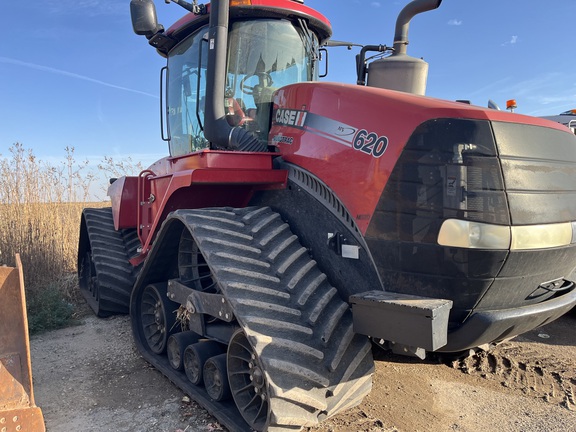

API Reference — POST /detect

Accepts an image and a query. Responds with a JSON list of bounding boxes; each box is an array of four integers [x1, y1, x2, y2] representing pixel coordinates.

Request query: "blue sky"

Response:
[[2, 0, 575, 169]]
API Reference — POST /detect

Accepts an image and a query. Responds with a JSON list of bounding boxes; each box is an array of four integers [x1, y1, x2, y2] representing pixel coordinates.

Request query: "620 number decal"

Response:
[[353, 129, 388, 158]]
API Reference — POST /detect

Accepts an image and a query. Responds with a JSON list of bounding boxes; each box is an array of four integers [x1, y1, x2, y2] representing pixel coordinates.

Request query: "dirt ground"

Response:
[[30, 305, 576, 432]]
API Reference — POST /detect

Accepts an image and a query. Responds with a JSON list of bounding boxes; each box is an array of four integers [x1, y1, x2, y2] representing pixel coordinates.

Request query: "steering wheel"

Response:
[[240, 72, 273, 96]]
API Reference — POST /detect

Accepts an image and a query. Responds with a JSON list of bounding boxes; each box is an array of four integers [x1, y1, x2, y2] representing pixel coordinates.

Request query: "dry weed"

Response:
[[0, 143, 140, 332]]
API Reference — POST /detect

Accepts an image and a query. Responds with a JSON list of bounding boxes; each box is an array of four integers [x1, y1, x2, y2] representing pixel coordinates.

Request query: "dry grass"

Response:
[[0, 143, 140, 333], [0, 201, 107, 291]]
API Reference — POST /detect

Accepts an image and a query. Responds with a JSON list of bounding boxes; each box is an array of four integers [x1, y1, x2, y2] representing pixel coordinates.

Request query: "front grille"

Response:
[[366, 118, 576, 323], [493, 121, 576, 225]]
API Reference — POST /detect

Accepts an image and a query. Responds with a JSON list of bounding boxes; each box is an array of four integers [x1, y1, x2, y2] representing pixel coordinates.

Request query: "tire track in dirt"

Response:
[[451, 342, 576, 411]]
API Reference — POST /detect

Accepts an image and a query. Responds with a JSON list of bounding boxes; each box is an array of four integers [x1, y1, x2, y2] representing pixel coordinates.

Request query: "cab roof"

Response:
[[165, 0, 332, 45]]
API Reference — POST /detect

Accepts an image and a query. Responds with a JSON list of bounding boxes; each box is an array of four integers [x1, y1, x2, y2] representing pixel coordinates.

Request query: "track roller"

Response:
[[204, 353, 232, 401], [167, 331, 202, 371], [184, 341, 226, 385]]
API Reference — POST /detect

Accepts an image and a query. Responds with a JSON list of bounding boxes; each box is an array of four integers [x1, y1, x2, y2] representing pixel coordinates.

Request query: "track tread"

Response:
[[80, 207, 141, 315], [172, 206, 374, 430]]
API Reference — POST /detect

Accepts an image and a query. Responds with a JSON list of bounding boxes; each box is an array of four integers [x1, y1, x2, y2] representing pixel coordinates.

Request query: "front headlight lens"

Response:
[[438, 219, 575, 250], [510, 224, 573, 250], [438, 220, 511, 249]]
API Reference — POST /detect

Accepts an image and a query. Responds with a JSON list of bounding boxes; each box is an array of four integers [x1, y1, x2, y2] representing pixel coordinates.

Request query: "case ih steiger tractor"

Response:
[[78, 0, 576, 430]]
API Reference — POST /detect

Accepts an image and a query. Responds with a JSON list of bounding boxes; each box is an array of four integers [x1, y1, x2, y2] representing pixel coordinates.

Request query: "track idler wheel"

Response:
[[204, 353, 231, 401], [167, 331, 201, 371], [228, 329, 268, 431], [183, 341, 225, 385], [139, 283, 178, 354]]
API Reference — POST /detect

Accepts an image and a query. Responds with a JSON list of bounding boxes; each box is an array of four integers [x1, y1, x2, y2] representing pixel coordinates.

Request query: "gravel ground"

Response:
[[30, 306, 576, 432]]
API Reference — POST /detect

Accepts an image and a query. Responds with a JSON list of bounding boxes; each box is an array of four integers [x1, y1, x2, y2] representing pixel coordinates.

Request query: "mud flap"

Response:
[[0, 255, 46, 432]]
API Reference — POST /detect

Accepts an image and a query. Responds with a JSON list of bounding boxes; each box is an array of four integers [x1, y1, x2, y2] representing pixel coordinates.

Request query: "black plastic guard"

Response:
[[350, 291, 452, 351], [439, 286, 576, 352]]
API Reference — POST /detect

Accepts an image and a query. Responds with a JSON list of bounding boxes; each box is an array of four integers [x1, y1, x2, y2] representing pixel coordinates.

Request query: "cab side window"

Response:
[[167, 27, 209, 157]]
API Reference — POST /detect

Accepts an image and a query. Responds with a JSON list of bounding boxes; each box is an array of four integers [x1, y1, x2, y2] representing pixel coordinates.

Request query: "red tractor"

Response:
[[78, 0, 576, 430]]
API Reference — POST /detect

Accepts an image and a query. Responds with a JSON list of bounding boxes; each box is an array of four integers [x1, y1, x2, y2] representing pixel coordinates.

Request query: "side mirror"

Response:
[[319, 48, 328, 78], [130, 0, 162, 37]]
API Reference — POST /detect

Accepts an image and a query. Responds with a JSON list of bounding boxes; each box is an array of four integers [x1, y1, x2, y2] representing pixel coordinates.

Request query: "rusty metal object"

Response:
[[0, 255, 45, 432]]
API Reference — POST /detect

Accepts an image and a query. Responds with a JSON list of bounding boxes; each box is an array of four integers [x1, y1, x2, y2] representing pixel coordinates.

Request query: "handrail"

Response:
[[137, 169, 156, 246]]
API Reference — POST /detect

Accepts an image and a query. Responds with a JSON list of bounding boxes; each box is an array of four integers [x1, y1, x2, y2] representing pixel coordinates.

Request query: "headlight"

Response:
[[438, 219, 575, 250], [437, 220, 510, 249], [510, 224, 572, 250]]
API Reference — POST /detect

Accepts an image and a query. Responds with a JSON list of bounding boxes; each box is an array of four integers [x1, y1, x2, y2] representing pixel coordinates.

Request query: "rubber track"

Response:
[[173, 207, 374, 430], [81, 207, 141, 316]]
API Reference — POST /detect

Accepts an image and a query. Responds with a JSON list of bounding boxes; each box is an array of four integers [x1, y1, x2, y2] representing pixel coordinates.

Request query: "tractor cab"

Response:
[[130, 0, 331, 156], [168, 18, 320, 156]]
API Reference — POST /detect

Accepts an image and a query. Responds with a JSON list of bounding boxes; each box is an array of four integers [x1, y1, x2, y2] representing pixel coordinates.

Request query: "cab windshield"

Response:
[[166, 18, 318, 157]]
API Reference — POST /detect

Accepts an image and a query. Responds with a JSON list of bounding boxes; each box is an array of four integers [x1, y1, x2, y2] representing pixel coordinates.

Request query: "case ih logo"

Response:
[[275, 109, 308, 128], [274, 109, 389, 159]]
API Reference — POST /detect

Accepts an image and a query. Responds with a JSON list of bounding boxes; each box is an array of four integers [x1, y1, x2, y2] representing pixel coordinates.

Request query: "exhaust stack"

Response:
[[366, 0, 442, 95]]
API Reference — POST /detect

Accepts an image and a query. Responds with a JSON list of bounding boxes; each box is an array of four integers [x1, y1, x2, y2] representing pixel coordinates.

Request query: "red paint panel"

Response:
[[167, 3, 212, 35], [167, 0, 330, 36], [135, 154, 287, 254], [188, 168, 287, 185], [245, 0, 330, 26], [270, 82, 564, 234], [108, 176, 139, 230], [109, 152, 285, 252], [147, 150, 276, 176]]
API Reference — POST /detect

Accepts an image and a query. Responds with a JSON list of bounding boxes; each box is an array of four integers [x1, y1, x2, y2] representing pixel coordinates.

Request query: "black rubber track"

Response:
[[79, 207, 141, 316], [132, 207, 374, 431]]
